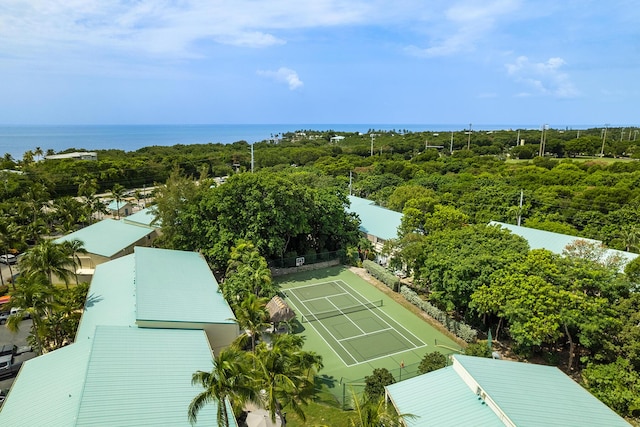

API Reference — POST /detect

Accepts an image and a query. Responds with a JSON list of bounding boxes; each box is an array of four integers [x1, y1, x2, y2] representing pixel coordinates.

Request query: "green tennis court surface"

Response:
[[285, 280, 427, 366]]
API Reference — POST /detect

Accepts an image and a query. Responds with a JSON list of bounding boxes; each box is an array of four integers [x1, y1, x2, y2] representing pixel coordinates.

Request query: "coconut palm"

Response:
[[251, 334, 323, 426], [349, 388, 415, 427], [189, 347, 256, 427], [231, 294, 270, 352], [60, 238, 87, 285], [619, 226, 640, 252], [225, 240, 278, 300], [6, 273, 54, 354], [110, 183, 126, 220], [19, 239, 75, 288]]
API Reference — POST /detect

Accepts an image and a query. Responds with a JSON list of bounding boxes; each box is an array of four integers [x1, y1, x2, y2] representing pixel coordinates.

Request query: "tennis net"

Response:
[[301, 299, 383, 323]]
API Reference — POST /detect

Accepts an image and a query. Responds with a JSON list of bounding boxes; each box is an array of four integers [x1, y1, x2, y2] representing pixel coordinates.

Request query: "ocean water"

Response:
[[0, 123, 547, 161]]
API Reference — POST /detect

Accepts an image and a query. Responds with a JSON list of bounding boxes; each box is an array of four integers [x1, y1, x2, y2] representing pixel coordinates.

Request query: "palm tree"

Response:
[[60, 238, 87, 285], [189, 348, 256, 427], [110, 183, 126, 220], [34, 146, 43, 162], [19, 239, 75, 288], [619, 226, 640, 252], [349, 388, 415, 427], [6, 273, 54, 354], [231, 294, 270, 352], [251, 334, 323, 426], [225, 240, 278, 300]]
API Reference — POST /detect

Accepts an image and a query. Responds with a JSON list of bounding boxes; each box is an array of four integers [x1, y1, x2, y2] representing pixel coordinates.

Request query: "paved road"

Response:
[[0, 319, 36, 392]]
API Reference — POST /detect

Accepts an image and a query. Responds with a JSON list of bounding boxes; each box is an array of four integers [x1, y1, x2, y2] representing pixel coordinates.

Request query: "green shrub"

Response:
[[418, 351, 448, 374], [364, 368, 395, 399], [363, 260, 400, 291], [400, 285, 477, 342], [464, 341, 491, 358]]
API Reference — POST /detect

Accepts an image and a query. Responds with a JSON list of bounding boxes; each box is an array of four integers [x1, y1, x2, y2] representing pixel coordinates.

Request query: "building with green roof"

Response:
[[0, 247, 238, 426], [385, 354, 629, 427], [489, 221, 638, 271], [54, 212, 160, 279], [347, 195, 403, 264]]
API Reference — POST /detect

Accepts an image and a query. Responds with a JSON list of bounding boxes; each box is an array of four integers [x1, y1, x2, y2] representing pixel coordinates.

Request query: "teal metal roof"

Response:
[[489, 221, 638, 271], [75, 326, 227, 426], [347, 195, 402, 241], [123, 206, 159, 227], [135, 247, 236, 324], [75, 255, 137, 341], [55, 218, 154, 257], [454, 354, 629, 426], [0, 343, 91, 426], [387, 355, 629, 427], [386, 366, 503, 426]]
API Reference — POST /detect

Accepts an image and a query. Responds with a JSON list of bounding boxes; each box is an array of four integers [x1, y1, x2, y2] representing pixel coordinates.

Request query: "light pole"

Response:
[[600, 124, 609, 157], [370, 134, 376, 157]]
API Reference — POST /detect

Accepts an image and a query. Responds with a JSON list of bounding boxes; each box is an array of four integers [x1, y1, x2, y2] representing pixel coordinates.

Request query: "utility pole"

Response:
[[349, 171, 352, 196], [538, 124, 547, 156], [251, 143, 254, 173], [467, 124, 472, 149], [600, 124, 609, 157], [370, 134, 376, 157], [517, 189, 524, 226], [450, 132, 454, 152]]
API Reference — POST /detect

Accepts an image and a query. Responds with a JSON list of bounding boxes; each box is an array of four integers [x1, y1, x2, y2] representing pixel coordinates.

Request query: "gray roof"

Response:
[[347, 195, 402, 241], [135, 247, 236, 324], [55, 218, 154, 258], [386, 354, 629, 427]]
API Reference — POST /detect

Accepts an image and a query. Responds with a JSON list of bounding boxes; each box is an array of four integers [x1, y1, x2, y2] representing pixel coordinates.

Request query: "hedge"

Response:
[[363, 260, 400, 291], [400, 285, 477, 343]]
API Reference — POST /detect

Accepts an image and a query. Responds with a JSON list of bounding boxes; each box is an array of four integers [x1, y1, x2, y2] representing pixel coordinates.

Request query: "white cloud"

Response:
[[257, 67, 304, 90], [506, 56, 579, 98], [405, 0, 522, 57]]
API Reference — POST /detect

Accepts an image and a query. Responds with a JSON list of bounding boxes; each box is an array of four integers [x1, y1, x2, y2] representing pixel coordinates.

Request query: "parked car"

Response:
[[0, 312, 9, 325], [9, 308, 30, 320], [0, 254, 17, 265]]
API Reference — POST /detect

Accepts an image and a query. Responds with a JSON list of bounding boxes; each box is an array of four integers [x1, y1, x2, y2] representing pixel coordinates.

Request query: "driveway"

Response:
[[0, 319, 36, 392]]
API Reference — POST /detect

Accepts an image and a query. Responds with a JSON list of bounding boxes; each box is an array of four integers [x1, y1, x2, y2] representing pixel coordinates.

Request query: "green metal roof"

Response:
[[75, 325, 226, 426], [123, 206, 159, 227], [0, 343, 91, 426], [347, 195, 402, 241], [55, 218, 155, 257], [386, 355, 629, 427], [489, 221, 638, 271], [135, 247, 236, 324], [386, 366, 503, 426], [454, 355, 629, 427], [75, 255, 137, 341]]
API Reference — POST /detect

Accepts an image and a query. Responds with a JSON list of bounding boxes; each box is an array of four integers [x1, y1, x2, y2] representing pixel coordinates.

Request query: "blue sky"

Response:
[[1, 1, 638, 127]]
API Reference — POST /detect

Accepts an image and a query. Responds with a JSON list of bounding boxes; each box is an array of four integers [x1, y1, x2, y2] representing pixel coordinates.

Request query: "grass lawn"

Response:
[[286, 400, 353, 427]]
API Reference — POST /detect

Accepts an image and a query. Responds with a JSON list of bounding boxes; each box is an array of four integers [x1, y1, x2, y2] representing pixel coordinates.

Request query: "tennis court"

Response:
[[285, 280, 427, 367]]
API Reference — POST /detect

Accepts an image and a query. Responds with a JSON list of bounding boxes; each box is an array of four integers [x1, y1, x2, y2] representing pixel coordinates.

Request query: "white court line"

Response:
[[285, 292, 357, 366], [326, 297, 366, 334], [334, 280, 426, 348], [300, 291, 349, 303], [336, 326, 394, 342], [286, 280, 343, 290]]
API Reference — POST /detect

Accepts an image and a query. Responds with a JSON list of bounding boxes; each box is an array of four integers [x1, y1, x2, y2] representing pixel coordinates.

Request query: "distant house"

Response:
[[347, 195, 403, 264], [385, 354, 630, 427], [0, 247, 239, 426], [44, 151, 97, 161], [106, 199, 134, 217], [54, 209, 160, 280], [489, 221, 638, 271]]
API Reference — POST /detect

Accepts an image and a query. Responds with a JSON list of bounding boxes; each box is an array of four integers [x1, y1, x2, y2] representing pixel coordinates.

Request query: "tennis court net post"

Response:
[[301, 299, 383, 323]]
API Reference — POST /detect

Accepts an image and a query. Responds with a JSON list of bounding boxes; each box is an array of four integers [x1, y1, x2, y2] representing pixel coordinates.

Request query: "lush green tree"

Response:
[[224, 240, 277, 301], [60, 239, 87, 286], [189, 348, 256, 427], [582, 358, 640, 418], [408, 224, 529, 314], [363, 368, 395, 400], [417, 351, 448, 374]]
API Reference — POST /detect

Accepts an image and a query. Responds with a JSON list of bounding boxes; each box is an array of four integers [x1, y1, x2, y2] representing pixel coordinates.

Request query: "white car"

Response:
[[0, 254, 17, 265]]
